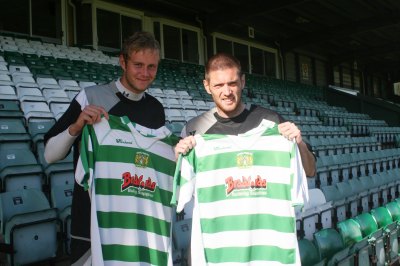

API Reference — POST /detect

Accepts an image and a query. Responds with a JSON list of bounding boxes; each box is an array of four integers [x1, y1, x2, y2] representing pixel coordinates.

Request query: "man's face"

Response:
[[119, 49, 159, 94], [204, 67, 245, 118]]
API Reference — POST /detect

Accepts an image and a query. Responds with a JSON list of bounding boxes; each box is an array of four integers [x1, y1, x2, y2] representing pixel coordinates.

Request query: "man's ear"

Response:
[[203, 79, 211, 94], [119, 55, 126, 72], [241, 73, 246, 88]]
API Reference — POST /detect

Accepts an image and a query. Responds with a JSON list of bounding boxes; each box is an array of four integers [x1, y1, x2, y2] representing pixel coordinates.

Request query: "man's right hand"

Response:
[[174, 136, 196, 159], [69, 105, 109, 136]]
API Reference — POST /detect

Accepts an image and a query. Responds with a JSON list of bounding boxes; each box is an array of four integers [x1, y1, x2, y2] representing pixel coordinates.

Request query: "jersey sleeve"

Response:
[[171, 149, 197, 213], [75, 124, 94, 191], [291, 143, 309, 207]]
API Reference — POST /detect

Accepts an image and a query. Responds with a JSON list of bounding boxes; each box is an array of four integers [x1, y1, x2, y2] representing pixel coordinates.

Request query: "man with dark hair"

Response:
[[173, 52, 315, 265], [44, 31, 166, 265], [176, 52, 316, 176]]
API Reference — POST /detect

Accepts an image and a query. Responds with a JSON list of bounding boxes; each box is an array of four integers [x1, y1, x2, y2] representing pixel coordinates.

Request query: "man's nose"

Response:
[[222, 84, 232, 94]]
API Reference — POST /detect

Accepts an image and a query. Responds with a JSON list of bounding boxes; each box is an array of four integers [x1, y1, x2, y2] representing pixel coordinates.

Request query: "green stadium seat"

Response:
[[313, 228, 349, 265], [298, 238, 325, 266], [354, 212, 386, 266], [371, 206, 399, 263], [337, 218, 371, 265]]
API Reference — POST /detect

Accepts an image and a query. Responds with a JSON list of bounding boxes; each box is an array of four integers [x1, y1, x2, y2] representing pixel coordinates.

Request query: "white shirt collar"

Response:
[[116, 79, 144, 101]]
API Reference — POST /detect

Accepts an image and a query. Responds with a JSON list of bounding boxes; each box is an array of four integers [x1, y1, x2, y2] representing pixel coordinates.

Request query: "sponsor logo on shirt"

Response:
[[225, 175, 267, 196], [121, 172, 157, 192]]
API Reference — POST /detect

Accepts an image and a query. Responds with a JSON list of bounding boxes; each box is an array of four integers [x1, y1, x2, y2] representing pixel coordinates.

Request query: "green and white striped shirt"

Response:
[[173, 119, 308, 266], [76, 115, 179, 266]]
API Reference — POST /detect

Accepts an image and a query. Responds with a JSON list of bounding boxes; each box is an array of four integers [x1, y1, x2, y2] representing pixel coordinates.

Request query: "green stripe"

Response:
[[201, 214, 295, 233], [102, 244, 168, 264], [108, 115, 131, 131], [197, 182, 291, 202], [98, 211, 170, 236], [205, 245, 295, 264], [190, 150, 290, 172], [95, 179, 172, 207], [95, 145, 176, 176]]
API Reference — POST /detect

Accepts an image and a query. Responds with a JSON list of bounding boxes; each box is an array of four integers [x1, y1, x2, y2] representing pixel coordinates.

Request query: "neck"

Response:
[[217, 102, 246, 118], [116, 79, 144, 101]]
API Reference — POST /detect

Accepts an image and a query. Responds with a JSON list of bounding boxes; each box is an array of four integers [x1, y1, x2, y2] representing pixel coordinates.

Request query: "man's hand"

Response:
[[69, 105, 109, 136], [278, 121, 302, 144], [174, 136, 196, 159]]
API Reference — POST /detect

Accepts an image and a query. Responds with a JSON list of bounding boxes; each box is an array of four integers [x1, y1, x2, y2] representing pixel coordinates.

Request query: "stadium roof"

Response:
[[109, 0, 400, 74]]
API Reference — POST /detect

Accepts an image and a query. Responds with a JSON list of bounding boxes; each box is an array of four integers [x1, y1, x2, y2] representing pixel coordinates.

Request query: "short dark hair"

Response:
[[121, 31, 160, 61], [204, 52, 242, 81]]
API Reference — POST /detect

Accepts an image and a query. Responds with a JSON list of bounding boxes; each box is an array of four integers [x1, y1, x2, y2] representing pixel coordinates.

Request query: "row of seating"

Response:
[[298, 168, 400, 239], [299, 198, 400, 266], [0, 185, 73, 265]]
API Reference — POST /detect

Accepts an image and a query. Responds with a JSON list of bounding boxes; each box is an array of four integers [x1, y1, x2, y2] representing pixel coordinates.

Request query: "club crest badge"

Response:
[[134, 152, 149, 168], [236, 152, 253, 168]]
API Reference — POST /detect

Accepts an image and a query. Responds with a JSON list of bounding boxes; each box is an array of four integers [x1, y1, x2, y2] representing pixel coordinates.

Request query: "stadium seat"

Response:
[[370, 206, 399, 263], [51, 184, 73, 255], [354, 212, 386, 266], [335, 181, 359, 218], [172, 218, 191, 266], [336, 218, 371, 266], [321, 185, 347, 224], [27, 119, 55, 148], [0, 148, 43, 192], [42, 89, 70, 105], [296, 188, 332, 240], [36, 142, 74, 190], [0, 74, 14, 86], [20, 101, 55, 122], [49, 102, 70, 120], [298, 238, 326, 265], [165, 108, 186, 123], [0, 85, 17, 100], [36, 77, 61, 91], [0, 100, 24, 121], [16, 86, 45, 102], [166, 121, 185, 136], [313, 228, 349, 264], [0, 119, 31, 150], [0, 189, 58, 265]]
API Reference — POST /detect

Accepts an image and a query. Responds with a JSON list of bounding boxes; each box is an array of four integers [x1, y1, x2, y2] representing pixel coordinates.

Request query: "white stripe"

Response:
[[193, 166, 292, 189], [100, 228, 170, 251], [206, 261, 299, 266], [93, 117, 112, 141], [95, 163, 173, 192], [194, 135, 291, 157], [93, 127, 176, 160], [105, 262, 154, 266], [95, 194, 172, 222], [202, 229, 297, 249], [198, 198, 294, 219]]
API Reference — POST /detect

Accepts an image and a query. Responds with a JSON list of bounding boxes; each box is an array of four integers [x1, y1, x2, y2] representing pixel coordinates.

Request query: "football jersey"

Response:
[[172, 119, 308, 266], [76, 115, 179, 266]]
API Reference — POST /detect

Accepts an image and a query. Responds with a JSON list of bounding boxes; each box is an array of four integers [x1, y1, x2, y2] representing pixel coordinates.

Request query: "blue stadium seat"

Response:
[[0, 148, 43, 191], [0, 189, 58, 265], [51, 184, 73, 255]]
